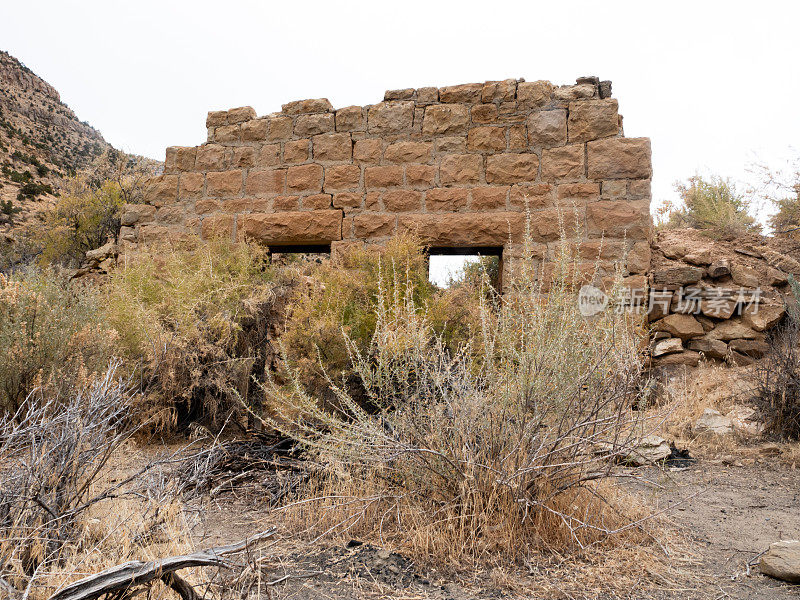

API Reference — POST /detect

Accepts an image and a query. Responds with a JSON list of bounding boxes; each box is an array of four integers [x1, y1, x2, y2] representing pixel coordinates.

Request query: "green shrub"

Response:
[[103, 238, 276, 432], [0, 269, 114, 414], [663, 175, 760, 236]]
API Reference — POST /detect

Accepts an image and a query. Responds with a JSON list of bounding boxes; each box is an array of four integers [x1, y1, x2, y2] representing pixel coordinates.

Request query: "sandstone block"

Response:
[[434, 136, 467, 153], [241, 118, 269, 141], [687, 338, 728, 360], [742, 303, 786, 331], [195, 199, 220, 214], [201, 215, 234, 240], [422, 104, 470, 135], [471, 104, 498, 124], [384, 88, 415, 101], [651, 314, 705, 341], [557, 183, 599, 201], [301, 194, 333, 210], [214, 125, 240, 143], [508, 125, 527, 150], [257, 144, 281, 167], [295, 113, 335, 136], [416, 87, 438, 103], [196, 144, 228, 171], [367, 102, 414, 134], [335, 106, 365, 131], [383, 190, 423, 212], [230, 147, 256, 168], [485, 153, 539, 184], [554, 84, 595, 101], [313, 133, 352, 161], [517, 81, 554, 107], [405, 164, 436, 187], [426, 188, 469, 211], [728, 338, 769, 358], [587, 138, 652, 179], [273, 195, 300, 211], [365, 165, 404, 188], [384, 141, 432, 163], [206, 170, 242, 197], [467, 126, 506, 152], [438, 82, 482, 103], [481, 79, 517, 103], [586, 200, 651, 239], [246, 169, 285, 195], [653, 338, 683, 357], [647, 290, 674, 321], [227, 106, 257, 123], [353, 139, 383, 163], [268, 116, 294, 141], [602, 180, 627, 198], [541, 144, 584, 180], [239, 210, 343, 244], [705, 319, 760, 341], [179, 173, 204, 199], [282, 98, 332, 114], [470, 186, 509, 210], [440, 154, 483, 185], [760, 540, 800, 583], [527, 110, 566, 147], [567, 99, 619, 143], [287, 164, 323, 192], [399, 212, 524, 246], [333, 192, 362, 209], [651, 265, 704, 286], [354, 213, 396, 238], [509, 183, 554, 209], [730, 262, 760, 288], [324, 165, 361, 191], [283, 139, 309, 163], [206, 111, 227, 128]]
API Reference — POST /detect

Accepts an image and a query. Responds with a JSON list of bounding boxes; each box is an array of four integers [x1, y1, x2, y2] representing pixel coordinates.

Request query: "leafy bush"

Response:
[[16, 180, 53, 201], [36, 180, 123, 266], [103, 238, 276, 432], [263, 238, 650, 565], [0, 269, 114, 414], [280, 233, 483, 400], [662, 175, 760, 236]]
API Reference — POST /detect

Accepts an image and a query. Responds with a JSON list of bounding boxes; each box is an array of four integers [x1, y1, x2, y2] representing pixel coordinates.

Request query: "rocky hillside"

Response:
[[0, 50, 113, 228]]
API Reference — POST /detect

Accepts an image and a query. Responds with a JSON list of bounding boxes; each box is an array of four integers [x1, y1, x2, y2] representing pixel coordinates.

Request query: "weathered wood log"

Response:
[[48, 528, 276, 600]]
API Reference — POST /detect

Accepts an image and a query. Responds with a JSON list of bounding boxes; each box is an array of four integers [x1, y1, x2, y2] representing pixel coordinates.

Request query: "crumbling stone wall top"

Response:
[[122, 76, 652, 287]]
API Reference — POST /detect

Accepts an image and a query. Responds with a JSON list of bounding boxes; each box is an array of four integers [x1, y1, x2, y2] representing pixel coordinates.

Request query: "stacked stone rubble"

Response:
[[648, 231, 797, 367], [120, 77, 652, 288]]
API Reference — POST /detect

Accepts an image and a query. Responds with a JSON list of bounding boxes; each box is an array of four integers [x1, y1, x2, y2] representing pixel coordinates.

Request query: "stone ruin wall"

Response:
[[121, 76, 653, 288]]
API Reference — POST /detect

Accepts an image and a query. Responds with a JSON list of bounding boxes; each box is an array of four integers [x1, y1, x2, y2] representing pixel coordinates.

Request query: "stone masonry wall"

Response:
[[121, 77, 653, 287]]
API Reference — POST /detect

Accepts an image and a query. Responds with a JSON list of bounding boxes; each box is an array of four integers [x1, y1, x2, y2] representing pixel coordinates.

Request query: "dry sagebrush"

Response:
[[262, 243, 653, 566]]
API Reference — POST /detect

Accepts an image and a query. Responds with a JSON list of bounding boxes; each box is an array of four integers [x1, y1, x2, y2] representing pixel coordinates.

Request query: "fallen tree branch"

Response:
[[48, 528, 277, 600]]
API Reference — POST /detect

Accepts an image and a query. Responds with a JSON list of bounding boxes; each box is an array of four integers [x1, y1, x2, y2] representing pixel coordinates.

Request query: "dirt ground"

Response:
[[186, 450, 800, 600]]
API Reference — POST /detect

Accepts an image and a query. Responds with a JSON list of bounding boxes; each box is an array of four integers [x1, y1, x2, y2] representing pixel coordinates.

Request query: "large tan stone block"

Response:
[[282, 98, 333, 114], [287, 164, 324, 192], [201, 215, 234, 241], [206, 170, 242, 197], [426, 188, 469, 211], [273, 195, 300, 211], [384, 141, 432, 163], [399, 212, 524, 246], [405, 164, 436, 187], [196, 144, 228, 171], [354, 213, 396, 238], [438, 83, 482, 103], [333, 192, 362, 209], [206, 111, 227, 128], [313, 133, 352, 161], [246, 169, 285, 195], [227, 106, 256, 123], [241, 118, 269, 141], [362, 165, 402, 188], [541, 145, 584, 180], [179, 173, 204, 199], [268, 116, 294, 141], [587, 138, 652, 179], [440, 154, 483, 185], [283, 139, 309, 163], [239, 210, 343, 244], [335, 106, 365, 131], [470, 186, 509, 210], [257, 144, 281, 167], [467, 126, 506, 152], [509, 183, 554, 209], [422, 104, 470, 135], [471, 104, 498, 124], [527, 110, 566, 147], [367, 102, 414, 134], [214, 125, 240, 144], [383, 190, 423, 212], [557, 183, 600, 201], [354, 139, 383, 162], [324, 164, 361, 191], [517, 80, 554, 107], [301, 194, 333, 209], [294, 113, 335, 136], [481, 79, 517, 103], [485, 153, 539, 184], [586, 200, 651, 238], [567, 99, 619, 143]]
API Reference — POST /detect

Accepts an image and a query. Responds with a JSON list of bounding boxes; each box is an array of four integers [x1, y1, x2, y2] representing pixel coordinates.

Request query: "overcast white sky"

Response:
[[2, 0, 798, 276]]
